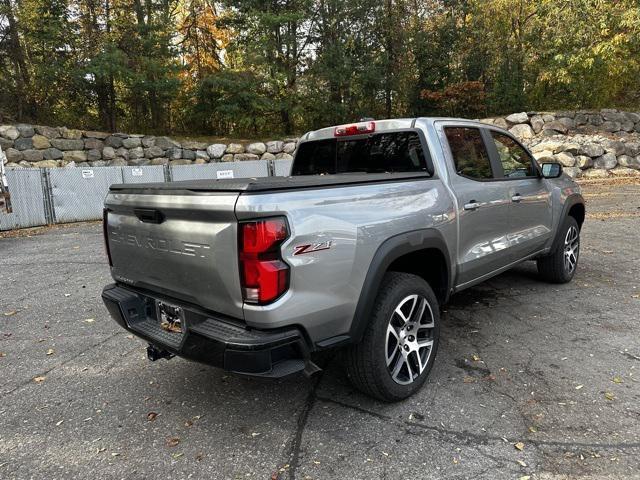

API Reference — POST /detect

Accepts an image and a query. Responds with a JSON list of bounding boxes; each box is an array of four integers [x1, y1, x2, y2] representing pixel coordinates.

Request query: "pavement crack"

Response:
[[315, 395, 640, 451], [286, 373, 323, 480], [622, 351, 640, 361]]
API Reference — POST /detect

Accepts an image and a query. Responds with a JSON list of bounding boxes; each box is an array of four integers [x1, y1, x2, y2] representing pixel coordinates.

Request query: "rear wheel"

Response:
[[537, 216, 580, 283], [345, 272, 440, 402]]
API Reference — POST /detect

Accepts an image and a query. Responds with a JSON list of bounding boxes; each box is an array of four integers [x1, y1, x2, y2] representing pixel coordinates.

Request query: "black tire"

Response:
[[537, 216, 580, 284], [345, 272, 440, 402]]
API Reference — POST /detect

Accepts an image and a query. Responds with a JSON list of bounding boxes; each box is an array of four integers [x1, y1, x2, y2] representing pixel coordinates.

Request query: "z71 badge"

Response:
[[293, 240, 333, 255]]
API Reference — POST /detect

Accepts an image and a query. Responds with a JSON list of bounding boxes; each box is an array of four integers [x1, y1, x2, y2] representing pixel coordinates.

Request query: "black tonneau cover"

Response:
[[109, 172, 431, 194]]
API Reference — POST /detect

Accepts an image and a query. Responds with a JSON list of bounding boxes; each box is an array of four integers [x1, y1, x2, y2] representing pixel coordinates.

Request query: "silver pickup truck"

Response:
[[102, 118, 585, 401]]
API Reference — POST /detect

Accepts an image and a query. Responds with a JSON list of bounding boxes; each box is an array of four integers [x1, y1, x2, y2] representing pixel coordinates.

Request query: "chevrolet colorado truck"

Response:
[[102, 118, 585, 401]]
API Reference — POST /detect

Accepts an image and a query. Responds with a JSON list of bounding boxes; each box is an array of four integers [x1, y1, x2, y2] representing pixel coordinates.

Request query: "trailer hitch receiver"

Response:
[[147, 344, 174, 362]]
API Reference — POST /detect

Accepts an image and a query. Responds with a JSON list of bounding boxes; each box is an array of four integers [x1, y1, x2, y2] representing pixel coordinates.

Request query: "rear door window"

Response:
[[444, 127, 494, 180], [292, 132, 428, 175]]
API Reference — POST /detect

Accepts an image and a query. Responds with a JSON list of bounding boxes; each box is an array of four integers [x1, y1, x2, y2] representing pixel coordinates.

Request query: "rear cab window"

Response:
[[292, 131, 429, 176]]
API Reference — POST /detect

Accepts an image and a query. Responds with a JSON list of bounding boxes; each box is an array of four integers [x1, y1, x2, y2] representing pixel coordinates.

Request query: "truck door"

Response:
[[484, 130, 553, 260], [441, 126, 513, 286]]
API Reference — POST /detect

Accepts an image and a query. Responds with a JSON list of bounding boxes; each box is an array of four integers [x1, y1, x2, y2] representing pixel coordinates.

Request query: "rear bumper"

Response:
[[102, 284, 310, 378]]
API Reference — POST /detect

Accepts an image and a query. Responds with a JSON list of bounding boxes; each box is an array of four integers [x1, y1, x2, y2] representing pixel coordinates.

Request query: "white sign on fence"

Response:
[[2, 161, 271, 231], [216, 169, 234, 179]]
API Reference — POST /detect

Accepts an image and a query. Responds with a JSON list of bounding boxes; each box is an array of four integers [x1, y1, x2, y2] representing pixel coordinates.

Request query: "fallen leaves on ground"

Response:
[[463, 376, 476, 383], [166, 437, 180, 448], [3, 311, 17, 316], [514, 442, 525, 451], [528, 426, 537, 433], [575, 384, 584, 390], [147, 412, 158, 421], [604, 392, 616, 401], [517, 460, 528, 467], [613, 376, 623, 384], [0, 352, 6, 358], [33, 376, 46, 383], [160, 321, 182, 333], [471, 354, 481, 362], [84, 318, 94, 323], [46, 349, 54, 356]]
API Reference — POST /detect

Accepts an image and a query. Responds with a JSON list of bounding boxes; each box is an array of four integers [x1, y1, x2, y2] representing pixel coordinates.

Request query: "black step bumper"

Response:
[[101, 284, 310, 378]]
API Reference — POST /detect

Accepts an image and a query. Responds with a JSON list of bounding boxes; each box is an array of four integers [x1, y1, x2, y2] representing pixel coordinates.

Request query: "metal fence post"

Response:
[[267, 159, 275, 176], [40, 168, 56, 225], [164, 164, 172, 182]]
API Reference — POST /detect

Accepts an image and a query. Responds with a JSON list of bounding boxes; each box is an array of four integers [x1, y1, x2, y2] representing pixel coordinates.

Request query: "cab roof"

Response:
[[300, 117, 504, 142]]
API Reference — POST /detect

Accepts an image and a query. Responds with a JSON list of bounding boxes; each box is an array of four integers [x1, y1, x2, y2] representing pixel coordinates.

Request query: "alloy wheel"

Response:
[[564, 226, 580, 274], [385, 294, 435, 385]]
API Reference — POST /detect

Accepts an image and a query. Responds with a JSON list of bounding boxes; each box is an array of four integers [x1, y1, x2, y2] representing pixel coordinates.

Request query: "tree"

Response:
[[0, 0, 31, 120], [0, 0, 638, 134], [222, 0, 316, 133]]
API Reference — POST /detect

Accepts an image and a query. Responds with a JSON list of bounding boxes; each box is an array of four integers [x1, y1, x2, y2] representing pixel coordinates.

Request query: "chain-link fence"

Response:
[[273, 159, 293, 177], [0, 160, 289, 231], [171, 160, 269, 181], [0, 168, 48, 230]]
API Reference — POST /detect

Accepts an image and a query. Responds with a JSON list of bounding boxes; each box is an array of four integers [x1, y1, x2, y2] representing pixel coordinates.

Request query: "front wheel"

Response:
[[345, 272, 440, 402], [537, 216, 581, 283]]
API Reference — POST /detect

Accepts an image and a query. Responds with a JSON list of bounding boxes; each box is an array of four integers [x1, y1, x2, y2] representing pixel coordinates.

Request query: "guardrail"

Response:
[[0, 159, 293, 231]]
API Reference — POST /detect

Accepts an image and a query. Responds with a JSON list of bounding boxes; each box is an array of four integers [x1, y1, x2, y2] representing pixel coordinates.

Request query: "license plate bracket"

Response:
[[156, 301, 185, 334]]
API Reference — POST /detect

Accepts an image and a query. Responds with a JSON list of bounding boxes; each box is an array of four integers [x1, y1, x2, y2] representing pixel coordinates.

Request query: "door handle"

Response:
[[511, 194, 523, 203], [464, 201, 480, 211]]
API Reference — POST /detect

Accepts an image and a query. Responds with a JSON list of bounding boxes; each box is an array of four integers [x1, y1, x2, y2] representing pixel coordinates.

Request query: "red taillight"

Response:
[[103, 208, 113, 267], [239, 218, 289, 304], [334, 121, 375, 137]]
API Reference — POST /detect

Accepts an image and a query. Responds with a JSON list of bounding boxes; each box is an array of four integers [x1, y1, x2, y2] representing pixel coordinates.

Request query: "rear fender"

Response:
[[347, 229, 452, 344], [550, 194, 585, 253]]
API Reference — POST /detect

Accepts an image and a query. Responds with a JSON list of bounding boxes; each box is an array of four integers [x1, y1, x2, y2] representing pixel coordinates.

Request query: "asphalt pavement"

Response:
[[1, 179, 639, 480]]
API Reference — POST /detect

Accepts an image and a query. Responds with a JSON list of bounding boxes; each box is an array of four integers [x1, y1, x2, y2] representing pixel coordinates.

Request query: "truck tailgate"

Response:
[[104, 190, 243, 319]]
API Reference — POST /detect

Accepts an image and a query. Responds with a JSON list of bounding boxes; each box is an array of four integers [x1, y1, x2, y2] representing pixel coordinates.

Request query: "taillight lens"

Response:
[[103, 208, 113, 267], [239, 218, 290, 304]]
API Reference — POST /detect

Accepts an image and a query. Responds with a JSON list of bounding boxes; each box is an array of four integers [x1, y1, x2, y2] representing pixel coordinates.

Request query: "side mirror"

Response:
[[541, 162, 562, 179]]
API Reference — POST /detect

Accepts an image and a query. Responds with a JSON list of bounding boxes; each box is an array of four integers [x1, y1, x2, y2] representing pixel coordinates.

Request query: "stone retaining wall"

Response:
[[2, 109, 640, 178], [0, 125, 298, 169], [480, 109, 640, 178]]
